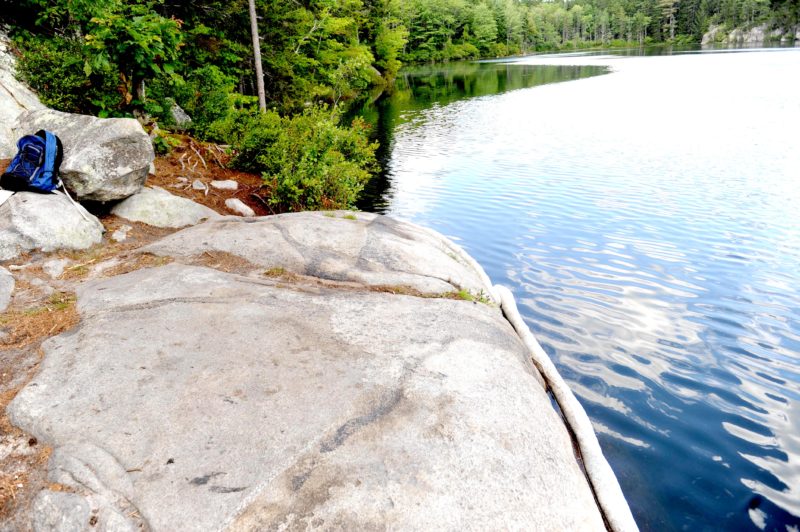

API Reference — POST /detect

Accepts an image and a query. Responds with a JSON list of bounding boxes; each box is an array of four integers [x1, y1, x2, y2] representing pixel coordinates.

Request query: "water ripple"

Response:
[[367, 49, 800, 530]]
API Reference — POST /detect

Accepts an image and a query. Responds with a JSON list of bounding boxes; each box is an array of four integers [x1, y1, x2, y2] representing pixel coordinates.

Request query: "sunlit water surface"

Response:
[[357, 48, 800, 530]]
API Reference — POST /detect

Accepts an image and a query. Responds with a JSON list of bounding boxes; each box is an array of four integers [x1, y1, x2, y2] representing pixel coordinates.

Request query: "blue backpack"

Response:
[[1, 129, 64, 193]]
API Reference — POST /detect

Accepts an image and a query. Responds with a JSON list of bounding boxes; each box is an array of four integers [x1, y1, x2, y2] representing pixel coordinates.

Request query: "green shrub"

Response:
[[219, 107, 378, 211], [172, 65, 238, 139], [443, 42, 480, 61], [14, 34, 119, 114], [151, 129, 181, 155], [487, 42, 509, 58]]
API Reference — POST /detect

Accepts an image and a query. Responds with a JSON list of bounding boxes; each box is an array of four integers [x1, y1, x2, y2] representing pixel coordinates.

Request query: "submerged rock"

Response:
[[12, 109, 154, 202], [0, 192, 103, 260], [111, 186, 220, 228]]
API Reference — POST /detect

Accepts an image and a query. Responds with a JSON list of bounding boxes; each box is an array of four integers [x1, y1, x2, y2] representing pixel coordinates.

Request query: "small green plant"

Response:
[[14, 292, 77, 318], [455, 289, 475, 302], [454, 289, 493, 305], [343, 213, 357, 220], [151, 130, 182, 155], [264, 267, 287, 277]]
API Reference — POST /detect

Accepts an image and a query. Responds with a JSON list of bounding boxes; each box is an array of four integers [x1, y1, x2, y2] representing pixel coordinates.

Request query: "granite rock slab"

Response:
[[8, 262, 605, 530], [143, 211, 495, 298]]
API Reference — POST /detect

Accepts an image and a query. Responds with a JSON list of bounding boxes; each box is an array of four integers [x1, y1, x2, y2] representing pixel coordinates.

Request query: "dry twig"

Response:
[[189, 143, 208, 169]]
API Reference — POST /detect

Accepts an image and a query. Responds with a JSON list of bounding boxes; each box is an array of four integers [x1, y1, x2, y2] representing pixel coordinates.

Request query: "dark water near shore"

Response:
[[357, 48, 800, 530]]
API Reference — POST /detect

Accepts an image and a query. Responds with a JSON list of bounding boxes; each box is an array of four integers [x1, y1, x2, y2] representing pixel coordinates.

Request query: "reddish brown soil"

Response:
[[147, 138, 275, 216]]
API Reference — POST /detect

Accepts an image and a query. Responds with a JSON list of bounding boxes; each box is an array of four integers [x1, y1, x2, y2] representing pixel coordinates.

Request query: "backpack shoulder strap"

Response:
[[42, 130, 59, 184]]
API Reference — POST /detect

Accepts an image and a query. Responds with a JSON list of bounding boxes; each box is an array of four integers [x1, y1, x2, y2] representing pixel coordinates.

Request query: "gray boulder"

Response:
[[0, 192, 103, 260], [111, 186, 220, 228], [12, 109, 154, 202], [144, 211, 496, 298], [169, 100, 192, 130], [8, 262, 605, 530], [703, 23, 788, 45], [0, 32, 45, 158], [701, 24, 725, 45]]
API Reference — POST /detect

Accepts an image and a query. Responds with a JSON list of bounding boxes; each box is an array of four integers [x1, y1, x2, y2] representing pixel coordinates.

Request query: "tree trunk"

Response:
[[670, 13, 675, 40], [248, 0, 267, 112], [136, 78, 146, 102]]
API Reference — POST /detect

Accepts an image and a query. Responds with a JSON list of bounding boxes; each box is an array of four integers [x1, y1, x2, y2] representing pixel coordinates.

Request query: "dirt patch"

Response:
[[147, 138, 274, 216], [189, 250, 262, 275], [99, 253, 174, 278], [6, 136, 272, 219], [0, 292, 78, 350]]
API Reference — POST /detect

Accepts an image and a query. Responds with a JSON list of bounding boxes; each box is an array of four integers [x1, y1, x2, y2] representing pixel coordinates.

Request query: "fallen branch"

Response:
[[251, 193, 275, 215], [208, 147, 225, 168], [189, 143, 208, 169]]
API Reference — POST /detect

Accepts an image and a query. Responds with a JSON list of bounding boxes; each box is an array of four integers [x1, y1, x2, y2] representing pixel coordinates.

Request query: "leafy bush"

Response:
[[374, 23, 409, 81], [151, 129, 182, 155], [217, 107, 378, 211], [171, 65, 238, 139], [443, 42, 480, 61], [487, 42, 509, 58], [14, 34, 119, 114], [83, 3, 183, 106]]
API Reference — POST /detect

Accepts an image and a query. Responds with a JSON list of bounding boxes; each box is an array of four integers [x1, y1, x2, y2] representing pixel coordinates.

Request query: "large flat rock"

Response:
[[8, 262, 605, 530], [144, 212, 495, 298]]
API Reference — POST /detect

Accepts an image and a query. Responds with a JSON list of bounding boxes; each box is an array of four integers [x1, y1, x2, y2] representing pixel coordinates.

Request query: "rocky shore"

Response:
[[0, 28, 636, 531]]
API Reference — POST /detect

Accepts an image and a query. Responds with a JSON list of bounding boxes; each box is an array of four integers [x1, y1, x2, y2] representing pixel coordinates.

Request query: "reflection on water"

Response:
[[354, 63, 608, 212], [358, 49, 800, 530]]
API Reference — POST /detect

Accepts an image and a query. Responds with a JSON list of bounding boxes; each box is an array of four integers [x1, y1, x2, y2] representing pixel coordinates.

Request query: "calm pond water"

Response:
[[356, 48, 800, 531]]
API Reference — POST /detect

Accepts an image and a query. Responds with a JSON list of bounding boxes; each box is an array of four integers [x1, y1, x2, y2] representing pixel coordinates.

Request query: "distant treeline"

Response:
[[395, 0, 799, 62]]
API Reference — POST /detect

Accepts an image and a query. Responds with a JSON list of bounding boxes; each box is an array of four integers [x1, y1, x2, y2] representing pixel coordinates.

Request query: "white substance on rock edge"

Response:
[[494, 284, 639, 532]]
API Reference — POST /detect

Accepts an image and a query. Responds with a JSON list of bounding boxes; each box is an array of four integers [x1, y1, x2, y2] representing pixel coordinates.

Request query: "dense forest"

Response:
[[397, 0, 798, 61], [1, 0, 796, 209]]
